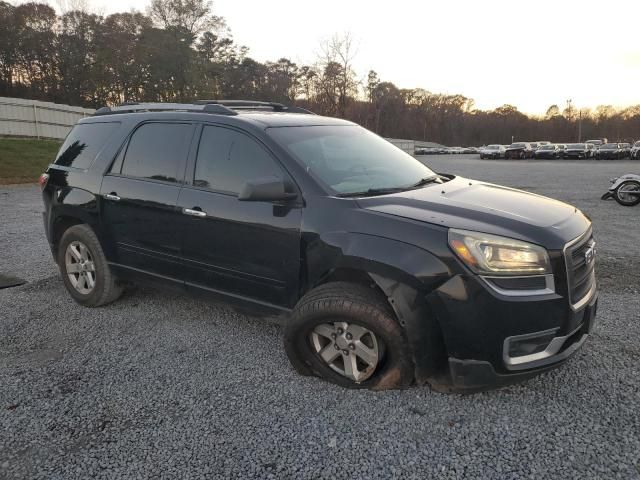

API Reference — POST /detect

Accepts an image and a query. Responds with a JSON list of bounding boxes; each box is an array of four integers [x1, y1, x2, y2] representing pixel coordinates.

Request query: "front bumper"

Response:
[[443, 293, 597, 392], [424, 243, 598, 393]]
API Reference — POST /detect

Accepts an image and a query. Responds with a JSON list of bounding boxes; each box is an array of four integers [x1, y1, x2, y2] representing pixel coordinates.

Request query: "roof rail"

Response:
[[194, 99, 315, 114], [93, 102, 238, 116], [93, 100, 315, 117]]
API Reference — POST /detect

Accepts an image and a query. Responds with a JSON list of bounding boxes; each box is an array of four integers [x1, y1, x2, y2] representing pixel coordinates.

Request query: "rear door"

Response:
[[177, 124, 302, 308], [100, 121, 195, 280]]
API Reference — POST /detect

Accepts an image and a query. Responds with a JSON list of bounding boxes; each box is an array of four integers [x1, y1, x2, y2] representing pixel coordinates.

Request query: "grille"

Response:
[[564, 231, 596, 308]]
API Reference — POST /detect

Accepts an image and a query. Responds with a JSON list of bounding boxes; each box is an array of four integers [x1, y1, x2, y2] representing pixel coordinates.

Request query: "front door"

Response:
[[177, 124, 302, 308], [100, 122, 194, 279]]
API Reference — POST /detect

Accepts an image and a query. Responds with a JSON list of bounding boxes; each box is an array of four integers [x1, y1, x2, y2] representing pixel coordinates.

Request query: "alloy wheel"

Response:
[[65, 240, 96, 294], [309, 321, 380, 383]]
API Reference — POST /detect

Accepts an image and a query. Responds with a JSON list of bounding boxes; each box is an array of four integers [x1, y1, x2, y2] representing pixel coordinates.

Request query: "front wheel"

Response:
[[284, 282, 414, 389], [614, 180, 640, 206], [58, 224, 123, 307]]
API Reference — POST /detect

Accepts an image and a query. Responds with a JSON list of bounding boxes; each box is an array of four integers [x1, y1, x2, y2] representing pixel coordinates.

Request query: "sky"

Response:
[[30, 0, 640, 115]]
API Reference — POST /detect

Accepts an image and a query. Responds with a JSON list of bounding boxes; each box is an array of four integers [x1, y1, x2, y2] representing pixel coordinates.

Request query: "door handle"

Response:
[[104, 193, 120, 201], [183, 207, 207, 217]]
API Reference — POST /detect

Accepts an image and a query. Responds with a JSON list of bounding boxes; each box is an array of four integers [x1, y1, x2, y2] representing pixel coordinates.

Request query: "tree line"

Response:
[[2, 0, 639, 146]]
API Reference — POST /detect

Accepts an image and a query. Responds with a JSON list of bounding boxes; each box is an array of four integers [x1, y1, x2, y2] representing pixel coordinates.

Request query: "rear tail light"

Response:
[[38, 173, 49, 190]]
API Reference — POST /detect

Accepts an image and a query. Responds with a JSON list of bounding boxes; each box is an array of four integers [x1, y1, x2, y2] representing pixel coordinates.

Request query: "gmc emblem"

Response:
[[584, 244, 596, 265]]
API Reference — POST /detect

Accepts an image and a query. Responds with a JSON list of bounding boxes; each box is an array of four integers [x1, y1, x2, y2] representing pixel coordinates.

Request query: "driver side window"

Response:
[[194, 126, 283, 195]]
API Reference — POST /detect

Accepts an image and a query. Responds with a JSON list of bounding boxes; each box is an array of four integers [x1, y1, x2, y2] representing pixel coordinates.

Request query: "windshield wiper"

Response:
[[336, 187, 408, 198], [410, 175, 443, 188], [337, 176, 444, 198]]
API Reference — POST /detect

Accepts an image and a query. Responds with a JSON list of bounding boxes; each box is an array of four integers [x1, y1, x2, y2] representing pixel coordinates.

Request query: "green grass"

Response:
[[0, 137, 62, 184]]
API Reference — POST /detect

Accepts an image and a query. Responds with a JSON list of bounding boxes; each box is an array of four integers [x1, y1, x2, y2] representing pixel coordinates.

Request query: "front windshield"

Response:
[[567, 144, 585, 149], [510, 143, 526, 148], [268, 125, 436, 195], [601, 144, 617, 149], [539, 145, 554, 150], [487, 145, 500, 150]]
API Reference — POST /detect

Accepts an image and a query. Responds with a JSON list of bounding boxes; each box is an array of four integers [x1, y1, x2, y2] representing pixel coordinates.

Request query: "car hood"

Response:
[[356, 176, 590, 249]]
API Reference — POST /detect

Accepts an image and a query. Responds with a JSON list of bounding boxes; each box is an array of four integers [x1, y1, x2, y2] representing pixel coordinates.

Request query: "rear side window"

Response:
[[120, 123, 192, 183], [194, 126, 282, 194], [54, 122, 119, 169]]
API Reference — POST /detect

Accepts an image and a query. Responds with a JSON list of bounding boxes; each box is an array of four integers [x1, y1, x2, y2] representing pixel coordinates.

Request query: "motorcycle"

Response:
[[601, 174, 640, 206]]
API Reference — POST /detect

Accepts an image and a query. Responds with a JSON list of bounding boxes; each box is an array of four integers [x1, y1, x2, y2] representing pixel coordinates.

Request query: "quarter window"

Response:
[[120, 123, 192, 183], [194, 126, 282, 194], [55, 122, 119, 169]]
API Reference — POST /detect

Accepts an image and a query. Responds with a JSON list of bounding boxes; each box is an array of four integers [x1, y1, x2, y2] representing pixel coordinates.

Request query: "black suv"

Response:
[[41, 100, 598, 392], [504, 142, 534, 159]]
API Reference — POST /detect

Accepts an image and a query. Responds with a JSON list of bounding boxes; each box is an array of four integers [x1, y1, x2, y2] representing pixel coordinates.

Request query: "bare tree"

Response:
[[316, 33, 358, 116], [148, 0, 225, 36]]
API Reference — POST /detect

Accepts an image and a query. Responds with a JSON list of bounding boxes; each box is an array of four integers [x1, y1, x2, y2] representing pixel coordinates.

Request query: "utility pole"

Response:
[[578, 109, 582, 142]]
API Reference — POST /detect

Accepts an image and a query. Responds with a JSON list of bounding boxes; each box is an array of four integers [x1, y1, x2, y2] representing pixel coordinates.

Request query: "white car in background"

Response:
[[630, 141, 640, 159], [479, 144, 506, 159]]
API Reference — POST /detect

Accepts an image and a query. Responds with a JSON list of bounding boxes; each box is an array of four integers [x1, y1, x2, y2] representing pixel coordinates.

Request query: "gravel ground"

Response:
[[1, 156, 639, 479]]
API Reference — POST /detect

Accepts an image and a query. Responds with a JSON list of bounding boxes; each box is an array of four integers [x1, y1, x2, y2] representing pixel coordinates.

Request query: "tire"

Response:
[[614, 180, 640, 206], [283, 282, 414, 390], [480, 154, 485, 159], [58, 224, 123, 307]]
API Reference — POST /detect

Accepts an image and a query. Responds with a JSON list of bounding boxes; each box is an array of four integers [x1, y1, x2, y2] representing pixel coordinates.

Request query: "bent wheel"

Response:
[[284, 282, 414, 390], [309, 321, 382, 382]]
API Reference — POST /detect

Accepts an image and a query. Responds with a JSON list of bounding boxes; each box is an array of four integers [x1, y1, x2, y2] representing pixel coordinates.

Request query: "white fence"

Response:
[[385, 138, 417, 154], [0, 97, 95, 140]]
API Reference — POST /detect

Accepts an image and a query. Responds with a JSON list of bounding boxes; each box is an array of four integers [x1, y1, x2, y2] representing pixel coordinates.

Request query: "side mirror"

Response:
[[238, 176, 298, 202]]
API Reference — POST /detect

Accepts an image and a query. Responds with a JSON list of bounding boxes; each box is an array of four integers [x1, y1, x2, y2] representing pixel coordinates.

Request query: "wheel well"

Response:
[[316, 268, 376, 290], [310, 267, 393, 314], [307, 269, 449, 384], [51, 216, 84, 255]]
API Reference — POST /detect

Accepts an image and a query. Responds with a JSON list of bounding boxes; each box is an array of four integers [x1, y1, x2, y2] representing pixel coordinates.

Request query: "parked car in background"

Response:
[[586, 139, 606, 148], [563, 143, 594, 159], [462, 147, 478, 154], [631, 141, 640, 159], [534, 144, 561, 159], [619, 143, 631, 158], [415, 147, 441, 155], [479, 144, 506, 159], [529, 142, 539, 151], [556, 144, 567, 156], [505, 142, 534, 159], [596, 143, 624, 159], [536, 141, 551, 146]]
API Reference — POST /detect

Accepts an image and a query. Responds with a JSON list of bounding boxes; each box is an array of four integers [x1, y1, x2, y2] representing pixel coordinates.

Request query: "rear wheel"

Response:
[[284, 282, 413, 389], [58, 224, 123, 307], [614, 180, 640, 206]]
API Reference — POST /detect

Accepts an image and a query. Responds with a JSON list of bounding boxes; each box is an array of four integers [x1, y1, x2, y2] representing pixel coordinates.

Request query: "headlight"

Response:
[[448, 229, 551, 275]]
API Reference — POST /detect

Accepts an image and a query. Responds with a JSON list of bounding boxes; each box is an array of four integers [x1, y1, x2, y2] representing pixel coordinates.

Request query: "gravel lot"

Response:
[[1, 155, 639, 479]]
